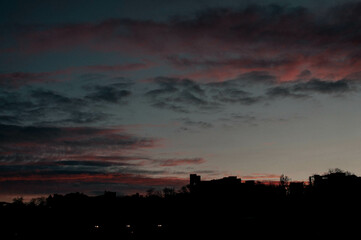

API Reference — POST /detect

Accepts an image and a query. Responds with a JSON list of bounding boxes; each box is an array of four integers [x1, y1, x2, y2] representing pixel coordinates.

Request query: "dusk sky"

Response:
[[2, 0, 361, 202]]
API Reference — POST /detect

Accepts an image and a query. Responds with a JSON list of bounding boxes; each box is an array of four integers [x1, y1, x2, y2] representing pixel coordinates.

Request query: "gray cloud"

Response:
[[266, 86, 309, 99], [145, 73, 360, 113], [266, 78, 354, 100], [85, 83, 132, 103], [0, 124, 156, 155], [292, 79, 351, 94], [0, 82, 131, 125], [177, 117, 213, 131], [206, 71, 277, 88], [146, 76, 268, 112], [146, 77, 215, 112]]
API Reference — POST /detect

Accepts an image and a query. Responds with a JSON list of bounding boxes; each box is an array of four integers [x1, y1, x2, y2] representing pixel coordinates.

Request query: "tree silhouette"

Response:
[[2, 170, 361, 239], [280, 174, 290, 187], [163, 187, 175, 197], [327, 168, 353, 176], [12, 197, 24, 206]]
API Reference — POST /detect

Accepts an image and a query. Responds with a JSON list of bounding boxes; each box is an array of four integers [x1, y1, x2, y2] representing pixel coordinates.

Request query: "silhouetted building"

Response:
[[5, 169, 361, 240], [245, 180, 255, 185], [289, 182, 304, 196], [103, 191, 116, 199], [309, 171, 361, 187], [190, 174, 201, 186], [309, 174, 322, 187], [190, 175, 241, 186], [210, 176, 240, 184], [189, 174, 243, 197]]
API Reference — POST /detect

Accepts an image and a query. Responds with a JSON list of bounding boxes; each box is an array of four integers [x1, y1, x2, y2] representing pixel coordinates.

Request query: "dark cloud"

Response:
[[5, 3, 361, 85], [148, 83, 206, 107], [152, 77, 204, 95], [32, 87, 131, 107], [177, 117, 213, 131], [9, 3, 361, 82], [0, 115, 21, 124], [292, 79, 351, 94], [265, 78, 353, 101], [31, 89, 77, 105], [0, 86, 122, 125], [146, 76, 269, 112], [0, 124, 191, 196], [0, 90, 35, 124], [59, 111, 106, 124], [234, 71, 277, 85], [146, 72, 360, 113], [0, 124, 206, 176], [86, 86, 131, 103], [30, 89, 92, 121], [146, 77, 214, 112], [0, 72, 53, 88], [0, 124, 156, 156], [0, 62, 151, 88], [212, 89, 263, 105], [0, 120, 210, 199], [0, 89, 95, 125], [266, 86, 309, 99], [151, 102, 190, 113], [168, 55, 294, 75], [176, 90, 207, 105], [205, 72, 276, 104]]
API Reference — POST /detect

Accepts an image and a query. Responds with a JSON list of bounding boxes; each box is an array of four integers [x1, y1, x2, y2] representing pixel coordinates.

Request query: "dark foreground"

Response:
[[1, 170, 361, 239]]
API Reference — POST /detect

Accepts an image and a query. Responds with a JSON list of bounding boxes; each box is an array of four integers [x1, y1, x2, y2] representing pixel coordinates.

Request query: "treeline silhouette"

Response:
[[1, 168, 361, 239]]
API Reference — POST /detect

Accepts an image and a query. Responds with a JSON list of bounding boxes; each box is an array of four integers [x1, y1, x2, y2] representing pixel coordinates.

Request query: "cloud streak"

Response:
[[0, 62, 152, 88], [157, 158, 206, 167], [0, 124, 205, 197], [5, 3, 361, 82], [146, 75, 358, 113], [0, 124, 157, 171], [0, 172, 188, 186]]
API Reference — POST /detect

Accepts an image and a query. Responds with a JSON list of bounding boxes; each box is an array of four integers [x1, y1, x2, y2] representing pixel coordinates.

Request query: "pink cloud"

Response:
[[0, 124, 206, 200], [82, 62, 154, 72], [0, 125, 159, 169], [0, 172, 188, 187], [7, 4, 361, 83], [0, 173, 189, 202]]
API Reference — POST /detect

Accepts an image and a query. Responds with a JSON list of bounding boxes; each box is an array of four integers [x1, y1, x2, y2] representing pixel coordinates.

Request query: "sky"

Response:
[[2, 0, 361, 202]]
